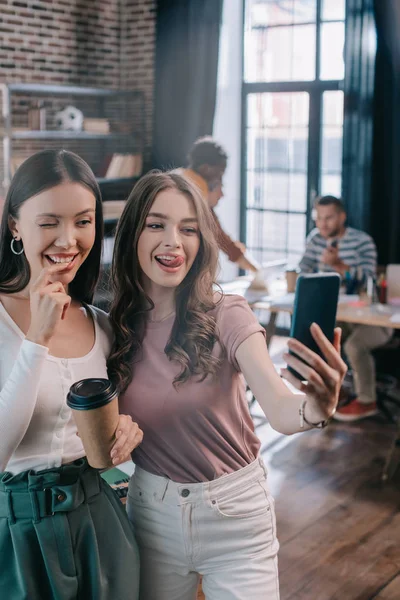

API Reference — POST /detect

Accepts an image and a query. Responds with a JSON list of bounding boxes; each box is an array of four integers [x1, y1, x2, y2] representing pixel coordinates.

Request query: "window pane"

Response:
[[320, 22, 345, 80], [245, 24, 316, 82], [320, 91, 344, 198], [263, 212, 288, 252], [321, 128, 343, 172], [246, 209, 264, 254], [246, 92, 309, 215], [249, 173, 289, 210], [322, 90, 344, 126], [247, 92, 309, 128], [247, 210, 306, 263], [247, 163, 307, 212], [287, 214, 306, 254], [320, 174, 342, 197], [321, 0, 345, 21], [289, 173, 307, 211], [247, 0, 317, 27]]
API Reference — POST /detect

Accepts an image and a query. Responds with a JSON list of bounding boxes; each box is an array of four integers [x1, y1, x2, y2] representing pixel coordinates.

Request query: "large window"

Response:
[[243, 0, 345, 266]]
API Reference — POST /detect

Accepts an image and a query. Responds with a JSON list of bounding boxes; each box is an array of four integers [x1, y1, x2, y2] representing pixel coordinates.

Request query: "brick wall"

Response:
[[120, 0, 156, 159], [0, 0, 156, 190]]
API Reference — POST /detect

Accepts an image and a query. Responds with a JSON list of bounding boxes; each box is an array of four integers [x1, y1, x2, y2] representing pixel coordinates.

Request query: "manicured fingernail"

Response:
[[112, 457, 118, 465]]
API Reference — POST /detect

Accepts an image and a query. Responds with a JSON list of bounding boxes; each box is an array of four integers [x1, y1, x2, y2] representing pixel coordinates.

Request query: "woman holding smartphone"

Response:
[[108, 170, 347, 600], [0, 150, 141, 600]]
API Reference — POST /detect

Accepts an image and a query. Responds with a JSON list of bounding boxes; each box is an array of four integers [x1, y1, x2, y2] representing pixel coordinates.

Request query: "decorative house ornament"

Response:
[[55, 106, 84, 131]]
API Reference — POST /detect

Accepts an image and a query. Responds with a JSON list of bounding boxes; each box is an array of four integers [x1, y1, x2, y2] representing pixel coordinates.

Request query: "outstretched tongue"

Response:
[[157, 256, 184, 268]]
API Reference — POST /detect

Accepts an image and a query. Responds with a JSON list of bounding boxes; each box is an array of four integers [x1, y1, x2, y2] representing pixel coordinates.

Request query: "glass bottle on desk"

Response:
[[377, 273, 388, 304]]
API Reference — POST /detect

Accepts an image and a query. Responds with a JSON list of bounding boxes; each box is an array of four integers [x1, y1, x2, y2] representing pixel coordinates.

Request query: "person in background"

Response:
[[107, 171, 347, 599], [179, 136, 259, 273], [0, 150, 141, 599], [299, 195, 393, 422]]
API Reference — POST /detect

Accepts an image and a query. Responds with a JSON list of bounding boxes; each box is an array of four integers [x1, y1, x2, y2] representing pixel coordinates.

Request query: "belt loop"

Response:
[[29, 490, 41, 524], [82, 468, 100, 500], [6, 490, 16, 524], [259, 456, 268, 478]]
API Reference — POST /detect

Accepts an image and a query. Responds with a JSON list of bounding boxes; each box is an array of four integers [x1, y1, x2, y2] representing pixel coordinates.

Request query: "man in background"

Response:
[[180, 136, 258, 273], [299, 195, 393, 422]]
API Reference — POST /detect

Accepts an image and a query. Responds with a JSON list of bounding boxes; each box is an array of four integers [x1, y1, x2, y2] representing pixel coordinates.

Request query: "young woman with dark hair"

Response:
[[0, 149, 141, 600], [108, 170, 347, 600]]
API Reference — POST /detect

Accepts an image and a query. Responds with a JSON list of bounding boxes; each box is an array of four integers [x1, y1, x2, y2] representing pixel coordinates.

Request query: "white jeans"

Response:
[[127, 457, 280, 600]]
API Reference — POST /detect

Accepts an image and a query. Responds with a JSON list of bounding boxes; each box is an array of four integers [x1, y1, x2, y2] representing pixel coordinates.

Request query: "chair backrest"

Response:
[[387, 264, 400, 304]]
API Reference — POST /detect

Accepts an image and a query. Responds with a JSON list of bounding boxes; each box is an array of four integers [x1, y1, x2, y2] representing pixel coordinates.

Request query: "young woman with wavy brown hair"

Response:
[[108, 170, 347, 600]]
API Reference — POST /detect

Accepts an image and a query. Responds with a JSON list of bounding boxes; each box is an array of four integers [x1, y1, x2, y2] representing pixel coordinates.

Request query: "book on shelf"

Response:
[[104, 154, 142, 179], [83, 118, 110, 134]]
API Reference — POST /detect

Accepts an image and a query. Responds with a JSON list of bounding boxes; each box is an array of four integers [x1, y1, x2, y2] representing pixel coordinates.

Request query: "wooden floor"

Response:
[[199, 338, 400, 600]]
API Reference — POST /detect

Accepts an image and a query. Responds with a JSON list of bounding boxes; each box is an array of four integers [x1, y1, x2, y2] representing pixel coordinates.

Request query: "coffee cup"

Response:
[[67, 378, 119, 469]]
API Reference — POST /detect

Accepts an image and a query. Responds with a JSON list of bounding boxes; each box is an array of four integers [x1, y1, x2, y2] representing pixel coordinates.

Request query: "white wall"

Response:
[[213, 0, 243, 281]]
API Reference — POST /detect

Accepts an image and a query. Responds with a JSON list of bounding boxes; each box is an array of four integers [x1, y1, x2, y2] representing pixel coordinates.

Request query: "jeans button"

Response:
[[181, 488, 190, 498]]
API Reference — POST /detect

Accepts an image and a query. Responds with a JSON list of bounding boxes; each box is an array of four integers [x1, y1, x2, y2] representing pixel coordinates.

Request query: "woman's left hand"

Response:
[[282, 323, 348, 420], [110, 415, 143, 466]]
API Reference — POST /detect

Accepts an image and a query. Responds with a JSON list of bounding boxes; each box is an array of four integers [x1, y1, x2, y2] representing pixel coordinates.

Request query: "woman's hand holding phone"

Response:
[[281, 323, 347, 421]]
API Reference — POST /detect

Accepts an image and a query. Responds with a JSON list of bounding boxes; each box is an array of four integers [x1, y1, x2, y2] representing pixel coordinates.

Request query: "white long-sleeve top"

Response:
[[0, 302, 113, 474]]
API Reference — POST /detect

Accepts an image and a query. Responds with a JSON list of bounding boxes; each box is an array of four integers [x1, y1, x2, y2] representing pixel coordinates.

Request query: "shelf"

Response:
[[1, 82, 145, 189], [10, 130, 133, 140], [1, 83, 140, 97]]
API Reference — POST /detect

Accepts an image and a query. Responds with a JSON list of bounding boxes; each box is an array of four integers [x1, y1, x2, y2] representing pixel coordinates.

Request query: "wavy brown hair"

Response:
[[107, 170, 221, 392]]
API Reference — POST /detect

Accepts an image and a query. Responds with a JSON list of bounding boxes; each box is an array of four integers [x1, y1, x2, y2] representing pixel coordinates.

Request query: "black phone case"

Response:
[[288, 273, 340, 380]]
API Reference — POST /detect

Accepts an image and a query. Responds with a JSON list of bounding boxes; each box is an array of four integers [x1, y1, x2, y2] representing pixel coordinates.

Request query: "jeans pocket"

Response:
[[127, 479, 153, 507], [214, 479, 272, 519]]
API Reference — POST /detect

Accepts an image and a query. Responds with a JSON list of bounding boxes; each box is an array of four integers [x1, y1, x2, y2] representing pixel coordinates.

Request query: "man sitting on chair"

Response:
[[299, 195, 393, 422]]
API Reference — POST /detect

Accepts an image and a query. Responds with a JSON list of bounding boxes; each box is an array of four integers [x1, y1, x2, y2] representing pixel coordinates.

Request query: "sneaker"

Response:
[[333, 398, 378, 422]]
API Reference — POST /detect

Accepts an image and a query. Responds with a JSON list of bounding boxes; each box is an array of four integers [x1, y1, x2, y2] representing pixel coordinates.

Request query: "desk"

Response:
[[220, 277, 400, 346]]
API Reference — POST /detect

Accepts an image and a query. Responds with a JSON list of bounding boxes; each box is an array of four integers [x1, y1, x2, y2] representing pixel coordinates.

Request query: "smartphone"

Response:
[[288, 273, 341, 380]]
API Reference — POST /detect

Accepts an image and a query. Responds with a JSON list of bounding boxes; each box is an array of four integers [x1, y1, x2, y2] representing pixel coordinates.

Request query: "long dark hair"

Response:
[[0, 149, 103, 304], [108, 170, 221, 392]]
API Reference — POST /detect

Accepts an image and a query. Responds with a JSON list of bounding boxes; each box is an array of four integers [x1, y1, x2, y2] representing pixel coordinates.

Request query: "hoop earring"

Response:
[[10, 238, 24, 255]]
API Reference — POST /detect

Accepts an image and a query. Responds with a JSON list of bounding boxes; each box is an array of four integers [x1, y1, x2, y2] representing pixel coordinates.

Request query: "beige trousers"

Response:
[[342, 324, 393, 404], [127, 457, 280, 600]]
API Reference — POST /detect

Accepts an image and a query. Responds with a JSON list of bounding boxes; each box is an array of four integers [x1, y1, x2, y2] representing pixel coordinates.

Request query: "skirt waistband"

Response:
[[0, 458, 101, 521]]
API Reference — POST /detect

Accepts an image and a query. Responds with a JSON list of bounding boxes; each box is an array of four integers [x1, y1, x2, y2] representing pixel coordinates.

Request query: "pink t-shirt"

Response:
[[119, 294, 264, 483]]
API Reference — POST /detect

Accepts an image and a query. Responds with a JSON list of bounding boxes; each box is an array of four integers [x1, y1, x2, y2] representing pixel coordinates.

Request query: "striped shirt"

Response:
[[298, 227, 377, 281]]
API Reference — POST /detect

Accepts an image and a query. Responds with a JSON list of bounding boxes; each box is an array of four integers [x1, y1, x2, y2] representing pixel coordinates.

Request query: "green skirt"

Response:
[[0, 458, 139, 600]]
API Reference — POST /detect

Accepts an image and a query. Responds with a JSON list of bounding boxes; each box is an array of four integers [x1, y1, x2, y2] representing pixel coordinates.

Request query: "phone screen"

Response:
[[288, 273, 340, 380]]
